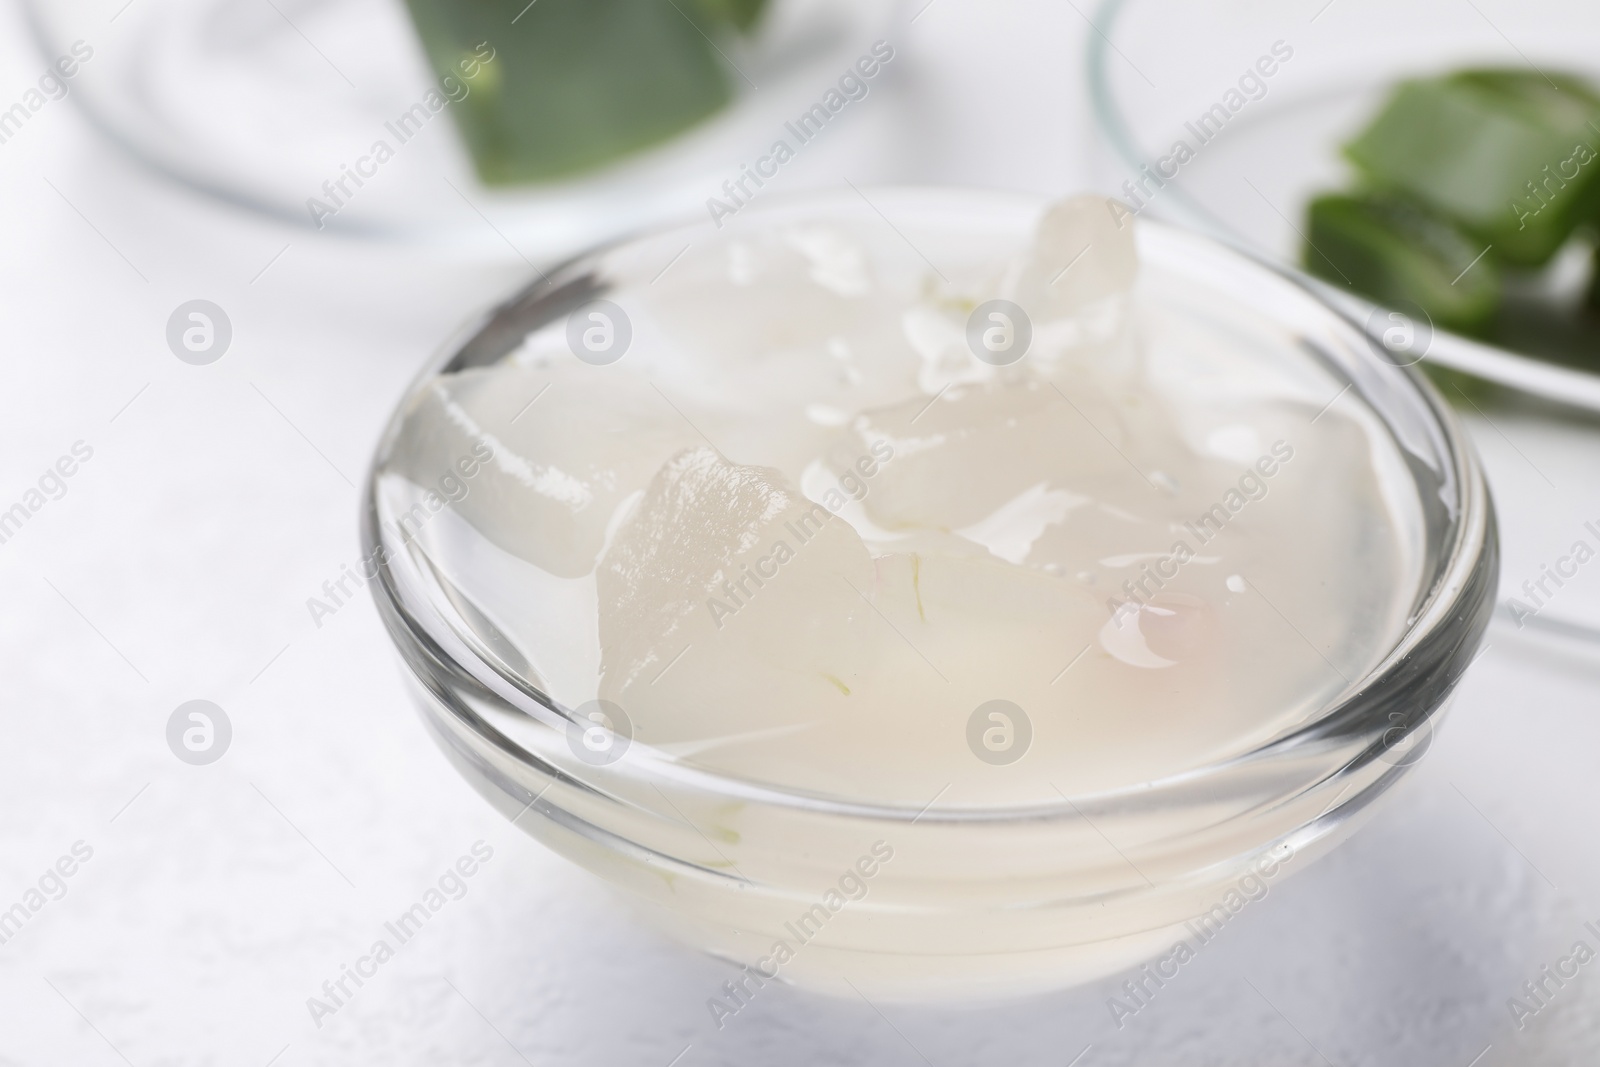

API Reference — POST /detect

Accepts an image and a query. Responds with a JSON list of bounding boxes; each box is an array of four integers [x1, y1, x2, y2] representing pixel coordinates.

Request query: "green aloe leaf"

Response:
[[1344, 69, 1600, 267], [693, 0, 767, 31], [400, 0, 768, 185], [1304, 192, 1500, 336]]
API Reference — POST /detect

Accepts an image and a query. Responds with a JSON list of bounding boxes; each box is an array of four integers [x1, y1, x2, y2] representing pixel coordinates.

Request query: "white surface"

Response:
[[1, 2, 1599, 1065]]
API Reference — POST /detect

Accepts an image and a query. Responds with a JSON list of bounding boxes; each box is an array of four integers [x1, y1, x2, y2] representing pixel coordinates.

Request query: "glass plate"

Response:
[[28, 0, 909, 258], [1085, 0, 1600, 415]]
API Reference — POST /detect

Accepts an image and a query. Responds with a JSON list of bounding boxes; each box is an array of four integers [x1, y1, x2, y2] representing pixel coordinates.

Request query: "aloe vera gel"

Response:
[[380, 195, 1418, 806]]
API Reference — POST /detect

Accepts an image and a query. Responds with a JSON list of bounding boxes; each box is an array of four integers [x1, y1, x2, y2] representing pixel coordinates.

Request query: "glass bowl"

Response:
[[362, 187, 1497, 1000], [1086, 0, 1600, 415], [27, 0, 907, 258]]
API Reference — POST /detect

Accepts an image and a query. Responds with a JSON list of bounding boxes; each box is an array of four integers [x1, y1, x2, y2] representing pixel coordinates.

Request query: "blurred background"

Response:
[[2, 0, 1599, 1063]]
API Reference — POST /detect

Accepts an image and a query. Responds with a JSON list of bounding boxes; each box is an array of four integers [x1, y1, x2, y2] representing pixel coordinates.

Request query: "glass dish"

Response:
[[361, 187, 1497, 999], [27, 0, 906, 258], [1086, 0, 1600, 415]]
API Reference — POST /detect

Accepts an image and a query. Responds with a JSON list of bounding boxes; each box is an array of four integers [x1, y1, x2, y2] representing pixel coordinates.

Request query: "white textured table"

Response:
[[2, 2, 1599, 1065]]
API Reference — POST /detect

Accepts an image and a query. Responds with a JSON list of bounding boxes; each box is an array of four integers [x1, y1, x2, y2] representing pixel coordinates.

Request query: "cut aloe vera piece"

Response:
[[401, 0, 764, 185], [1304, 193, 1500, 335], [694, 0, 767, 31], [1590, 245, 1600, 315], [1344, 70, 1600, 267]]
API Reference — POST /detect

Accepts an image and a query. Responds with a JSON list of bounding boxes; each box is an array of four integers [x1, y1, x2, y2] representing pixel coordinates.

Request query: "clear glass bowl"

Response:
[[28, 0, 906, 257], [1085, 0, 1600, 415], [362, 187, 1497, 999]]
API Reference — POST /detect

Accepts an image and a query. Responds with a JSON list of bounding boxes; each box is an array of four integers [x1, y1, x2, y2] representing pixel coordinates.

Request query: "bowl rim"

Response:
[[361, 183, 1499, 824]]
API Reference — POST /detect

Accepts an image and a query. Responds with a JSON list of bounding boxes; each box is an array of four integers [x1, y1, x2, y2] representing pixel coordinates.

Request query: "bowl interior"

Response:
[[366, 187, 1491, 814]]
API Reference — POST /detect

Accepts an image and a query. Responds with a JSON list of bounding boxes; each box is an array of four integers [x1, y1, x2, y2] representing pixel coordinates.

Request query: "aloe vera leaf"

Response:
[[1420, 361, 1502, 406], [1344, 70, 1600, 267], [1591, 245, 1600, 314], [1304, 193, 1500, 335], [693, 0, 768, 32], [401, 0, 748, 185]]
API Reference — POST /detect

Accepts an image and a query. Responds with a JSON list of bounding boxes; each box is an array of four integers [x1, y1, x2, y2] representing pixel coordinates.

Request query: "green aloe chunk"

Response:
[[1304, 193, 1500, 335], [1344, 69, 1600, 267], [1590, 245, 1600, 314], [1420, 361, 1501, 405], [401, 0, 767, 185], [693, 0, 767, 31]]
